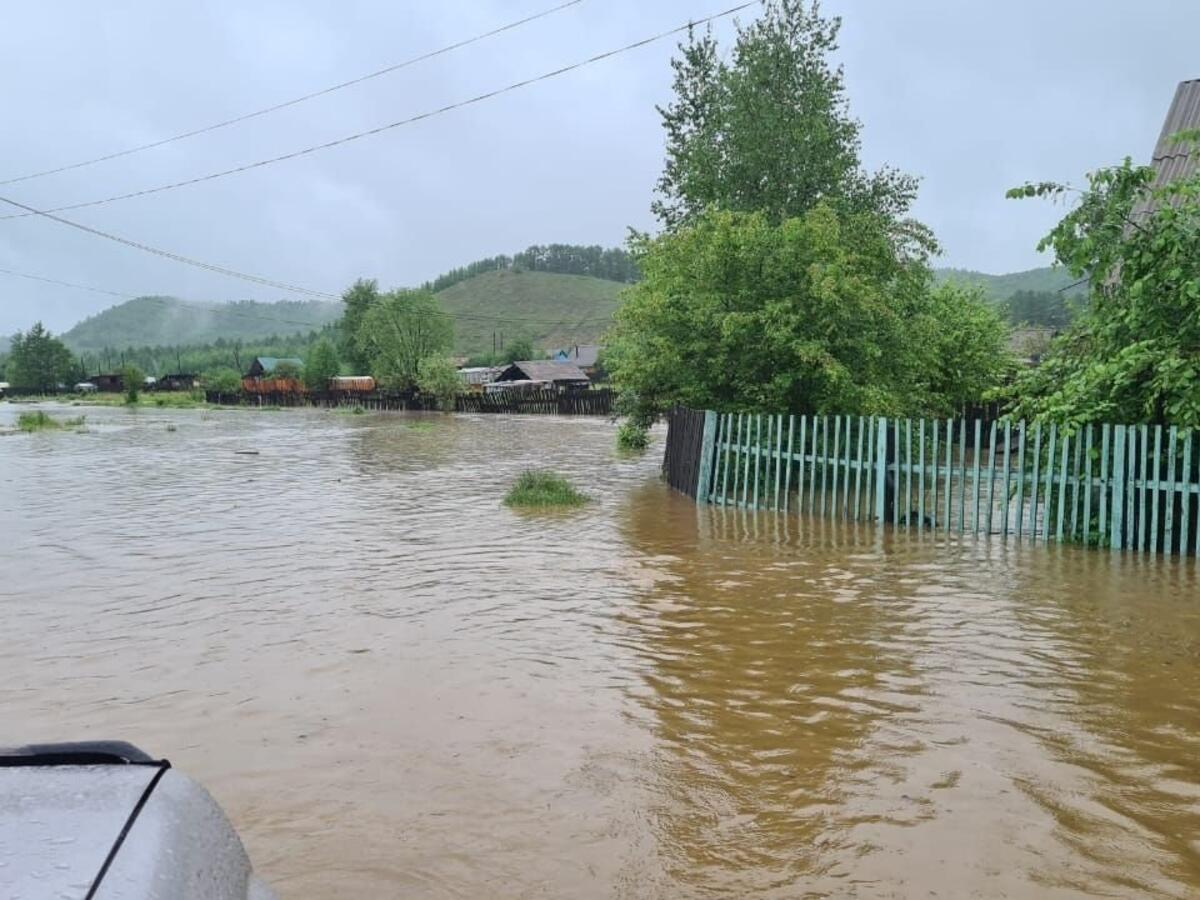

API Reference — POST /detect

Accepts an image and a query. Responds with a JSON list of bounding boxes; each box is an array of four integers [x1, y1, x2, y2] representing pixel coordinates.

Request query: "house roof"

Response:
[[252, 357, 303, 374], [1134, 79, 1200, 219], [500, 361, 590, 383], [554, 344, 601, 368]]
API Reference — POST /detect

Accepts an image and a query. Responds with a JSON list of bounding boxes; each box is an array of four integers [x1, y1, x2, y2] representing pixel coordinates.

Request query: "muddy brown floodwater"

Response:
[[1, 403, 1198, 898]]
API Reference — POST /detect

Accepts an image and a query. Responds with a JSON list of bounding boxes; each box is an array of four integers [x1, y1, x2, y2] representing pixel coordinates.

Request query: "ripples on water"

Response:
[[1, 404, 1197, 898]]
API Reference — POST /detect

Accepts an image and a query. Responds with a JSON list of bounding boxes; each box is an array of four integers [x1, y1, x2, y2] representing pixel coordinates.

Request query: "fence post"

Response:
[[1111, 425, 1126, 550], [695, 410, 718, 503], [875, 417, 888, 525]]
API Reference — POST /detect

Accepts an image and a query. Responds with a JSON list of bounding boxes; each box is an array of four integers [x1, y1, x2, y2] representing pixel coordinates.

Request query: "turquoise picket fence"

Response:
[[686, 411, 1200, 556]]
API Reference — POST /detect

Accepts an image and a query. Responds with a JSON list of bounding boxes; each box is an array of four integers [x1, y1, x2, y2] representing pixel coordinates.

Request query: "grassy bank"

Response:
[[504, 470, 589, 509]]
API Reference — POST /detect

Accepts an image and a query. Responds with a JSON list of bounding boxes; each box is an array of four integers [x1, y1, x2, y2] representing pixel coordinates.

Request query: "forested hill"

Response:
[[425, 244, 639, 294], [435, 270, 625, 355], [61, 296, 341, 352], [933, 266, 1085, 300]]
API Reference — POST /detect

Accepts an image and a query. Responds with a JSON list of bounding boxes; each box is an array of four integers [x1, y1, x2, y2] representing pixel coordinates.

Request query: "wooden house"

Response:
[[492, 361, 590, 392]]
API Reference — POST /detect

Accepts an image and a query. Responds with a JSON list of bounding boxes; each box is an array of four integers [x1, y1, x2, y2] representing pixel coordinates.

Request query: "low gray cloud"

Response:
[[1, 0, 1195, 334]]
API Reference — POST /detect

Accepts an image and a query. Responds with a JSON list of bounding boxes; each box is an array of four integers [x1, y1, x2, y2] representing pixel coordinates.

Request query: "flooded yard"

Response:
[[1, 403, 1198, 898]]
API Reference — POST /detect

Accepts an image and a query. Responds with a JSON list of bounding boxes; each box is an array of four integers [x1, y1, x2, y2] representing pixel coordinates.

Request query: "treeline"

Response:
[[424, 244, 640, 293], [75, 327, 337, 378]]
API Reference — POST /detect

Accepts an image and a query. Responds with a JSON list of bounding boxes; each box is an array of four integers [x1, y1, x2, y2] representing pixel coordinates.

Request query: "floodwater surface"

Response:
[[1, 404, 1198, 898]]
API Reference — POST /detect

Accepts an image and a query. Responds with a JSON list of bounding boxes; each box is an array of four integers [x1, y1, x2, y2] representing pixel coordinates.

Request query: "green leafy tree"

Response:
[[304, 339, 341, 391], [339, 278, 380, 373], [1006, 143, 1200, 426], [121, 364, 145, 403], [416, 355, 461, 411], [1003, 290, 1074, 329], [271, 360, 302, 382], [359, 289, 454, 390], [502, 336, 535, 364], [606, 207, 1008, 418], [6, 322, 76, 392], [204, 368, 243, 395], [653, 0, 920, 237]]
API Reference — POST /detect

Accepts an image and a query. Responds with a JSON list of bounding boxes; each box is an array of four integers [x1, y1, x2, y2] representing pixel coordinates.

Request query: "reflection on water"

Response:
[[1, 403, 1198, 898]]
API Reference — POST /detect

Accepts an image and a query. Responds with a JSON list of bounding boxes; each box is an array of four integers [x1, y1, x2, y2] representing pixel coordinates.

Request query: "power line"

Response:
[[0, 265, 131, 299], [0, 2, 755, 221], [0, 0, 585, 188]]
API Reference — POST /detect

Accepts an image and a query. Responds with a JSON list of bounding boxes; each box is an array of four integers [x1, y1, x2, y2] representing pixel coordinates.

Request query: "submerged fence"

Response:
[[665, 410, 1200, 557], [206, 388, 613, 416]]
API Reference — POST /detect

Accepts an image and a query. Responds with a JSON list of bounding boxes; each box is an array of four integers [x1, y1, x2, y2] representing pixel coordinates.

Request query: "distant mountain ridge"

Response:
[[60, 296, 341, 352], [933, 266, 1085, 300], [26, 262, 1079, 360]]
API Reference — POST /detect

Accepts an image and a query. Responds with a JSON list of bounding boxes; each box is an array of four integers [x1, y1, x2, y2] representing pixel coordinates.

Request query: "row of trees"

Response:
[[606, 0, 1011, 437], [423, 244, 639, 293]]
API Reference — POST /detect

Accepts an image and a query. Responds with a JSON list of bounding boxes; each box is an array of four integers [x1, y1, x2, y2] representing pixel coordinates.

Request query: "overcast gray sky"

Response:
[[1, 0, 1196, 334]]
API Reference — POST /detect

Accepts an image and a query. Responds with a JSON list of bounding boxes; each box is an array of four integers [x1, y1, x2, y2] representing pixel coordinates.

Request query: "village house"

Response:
[[553, 344, 603, 380], [246, 357, 303, 379], [490, 360, 591, 392]]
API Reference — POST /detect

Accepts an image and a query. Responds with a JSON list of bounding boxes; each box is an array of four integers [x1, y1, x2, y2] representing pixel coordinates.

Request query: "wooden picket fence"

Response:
[[675, 411, 1200, 557]]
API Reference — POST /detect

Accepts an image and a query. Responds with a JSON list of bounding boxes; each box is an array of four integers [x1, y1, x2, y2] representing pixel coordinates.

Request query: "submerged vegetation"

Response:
[[616, 420, 650, 452], [504, 470, 589, 509], [17, 411, 86, 432]]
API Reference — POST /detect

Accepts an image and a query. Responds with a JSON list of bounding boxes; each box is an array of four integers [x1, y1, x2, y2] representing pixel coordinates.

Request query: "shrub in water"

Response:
[[616, 421, 649, 452], [504, 470, 589, 508]]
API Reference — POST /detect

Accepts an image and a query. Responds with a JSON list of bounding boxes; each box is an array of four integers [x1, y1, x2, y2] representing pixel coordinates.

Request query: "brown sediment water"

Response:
[[1, 403, 1198, 898]]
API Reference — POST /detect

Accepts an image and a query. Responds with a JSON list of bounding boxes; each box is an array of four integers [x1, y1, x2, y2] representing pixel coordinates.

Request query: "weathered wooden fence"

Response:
[[662, 408, 709, 498], [206, 388, 613, 415], [456, 389, 613, 416], [665, 410, 1200, 557]]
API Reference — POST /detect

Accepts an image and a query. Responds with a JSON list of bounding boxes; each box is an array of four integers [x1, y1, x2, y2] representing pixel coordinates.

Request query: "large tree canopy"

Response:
[[358, 289, 454, 390], [5, 322, 77, 392], [606, 207, 1009, 417], [653, 0, 920, 239], [1007, 145, 1200, 426]]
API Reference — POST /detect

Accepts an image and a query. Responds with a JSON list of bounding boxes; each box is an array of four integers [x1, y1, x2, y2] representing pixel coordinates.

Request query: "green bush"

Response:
[[616, 421, 650, 452], [17, 411, 85, 432], [122, 364, 145, 404], [504, 470, 589, 508]]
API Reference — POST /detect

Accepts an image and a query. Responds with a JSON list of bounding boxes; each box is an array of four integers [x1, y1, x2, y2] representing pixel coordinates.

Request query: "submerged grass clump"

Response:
[[17, 411, 86, 432], [504, 470, 590, 509]]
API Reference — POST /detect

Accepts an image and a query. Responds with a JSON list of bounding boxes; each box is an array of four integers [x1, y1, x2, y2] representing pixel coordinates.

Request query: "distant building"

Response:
[[552, 344, 603, 380], [492, 361, 591, 391], [0, 382, 10, 398], [246, 357, 304, 378], [328, 376, 376, 393], [158, 373, 200, 391], [457, 367, 502, 389], [74, 382, 97, 394], [1008, 327, 1056, 367], [90, 373, 124, 392]]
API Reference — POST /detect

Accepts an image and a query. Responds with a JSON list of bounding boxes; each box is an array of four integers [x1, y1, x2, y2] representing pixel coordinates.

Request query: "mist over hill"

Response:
[[60, 296, 341, 352]]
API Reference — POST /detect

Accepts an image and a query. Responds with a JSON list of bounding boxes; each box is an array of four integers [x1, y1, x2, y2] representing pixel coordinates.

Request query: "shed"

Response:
[[457, 366, 501, 388], [493, 361, 590, 390], [90, 373, 124, 392], [158, 373, 199, 391], [246, 357, 303, 378], [328, 376, 376, 393]]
